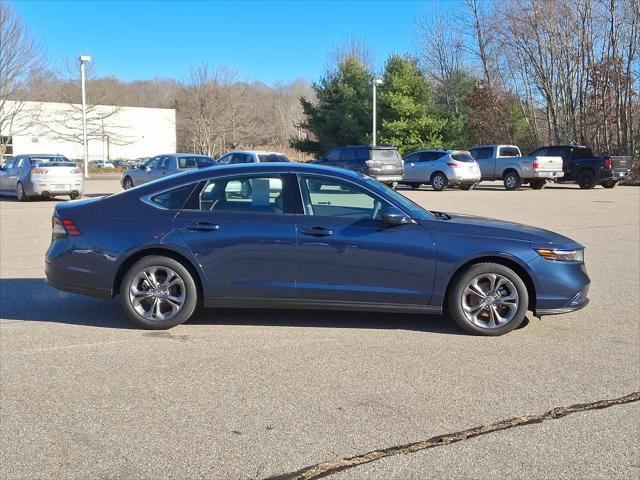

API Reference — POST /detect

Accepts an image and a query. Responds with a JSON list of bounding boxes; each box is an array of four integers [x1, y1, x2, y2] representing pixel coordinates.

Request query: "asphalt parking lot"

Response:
[[1, 178, 638, 479]]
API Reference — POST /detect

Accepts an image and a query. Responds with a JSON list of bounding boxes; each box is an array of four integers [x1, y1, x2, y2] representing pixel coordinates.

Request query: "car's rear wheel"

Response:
[[69, 192, 80, 200], [123, 176, 134, 190], [459, 183, 474, 191], [120, 256, 198, 329], [577, 170, 596, 189], [431, 173, 448, 191], [448, 262, 529, 336], [530, 179, 546, 190], [410, 183, 421, 189], [16, 182, 29, 202], [601, 180, 617, 189], [503, 171, 521, 190]]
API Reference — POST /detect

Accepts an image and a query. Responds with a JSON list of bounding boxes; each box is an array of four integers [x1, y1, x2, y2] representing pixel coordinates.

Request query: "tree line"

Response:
[[1, 0, 639, 160]]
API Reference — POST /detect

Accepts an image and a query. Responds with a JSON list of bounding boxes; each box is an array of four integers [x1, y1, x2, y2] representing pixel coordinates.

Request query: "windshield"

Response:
[[450, 152, 475, 162], [371, 149, 401, 161], [361, 176, 433, 219], [258, 154, 291, 163], [30, 155, 74, 165]]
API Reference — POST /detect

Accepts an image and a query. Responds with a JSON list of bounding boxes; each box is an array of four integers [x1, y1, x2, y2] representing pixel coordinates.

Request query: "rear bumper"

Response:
[[448, 172, 481, 183], [372, 175, 403, 183], [27, 179, 83, 196], [45, 259, 112, 298], [532, 170, 564, 179]]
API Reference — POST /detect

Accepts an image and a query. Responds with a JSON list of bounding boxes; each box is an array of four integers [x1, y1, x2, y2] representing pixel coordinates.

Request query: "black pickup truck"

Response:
[[528, 145, 617, 189]]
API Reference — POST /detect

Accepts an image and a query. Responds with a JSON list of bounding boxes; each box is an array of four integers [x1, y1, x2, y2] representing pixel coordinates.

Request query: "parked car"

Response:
[[313, 145, 403, 188], [91, 160, 115, 169], [120, 153, 217, 189], [0, 154, 83, 201], [529, 145, 618, 189], [401, 149, 481, 191], [610, 156, 633, 182], [469, 144, 564, 190], [46, 163, 590, 336], [217, 150, 291, 164]]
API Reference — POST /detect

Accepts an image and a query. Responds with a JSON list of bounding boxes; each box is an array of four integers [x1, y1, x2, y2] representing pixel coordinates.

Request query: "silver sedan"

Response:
[[0, 154, 83, 201]]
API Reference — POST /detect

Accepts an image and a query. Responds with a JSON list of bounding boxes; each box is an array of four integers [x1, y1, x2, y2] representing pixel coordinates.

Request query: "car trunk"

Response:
[[31, 163, 83, 189], [366, 150, 403, 176]]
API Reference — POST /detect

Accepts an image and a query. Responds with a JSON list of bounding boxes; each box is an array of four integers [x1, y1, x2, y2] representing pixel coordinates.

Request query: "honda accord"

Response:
[[45, 163, 590, 335]]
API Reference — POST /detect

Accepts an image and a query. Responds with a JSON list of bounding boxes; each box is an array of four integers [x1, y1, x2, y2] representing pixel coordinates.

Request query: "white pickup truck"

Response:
[[468, 144, 564, 190]]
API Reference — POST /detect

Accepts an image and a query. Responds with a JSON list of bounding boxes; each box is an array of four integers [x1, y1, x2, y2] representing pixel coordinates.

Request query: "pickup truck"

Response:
[[121, 153, 217, 189], [528, 145, 617, 189], [468, 144, 564, 190]]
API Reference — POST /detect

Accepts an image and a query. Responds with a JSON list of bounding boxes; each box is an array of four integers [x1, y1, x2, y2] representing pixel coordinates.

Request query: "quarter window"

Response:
[[299, 176, 389, 220], [151, 184, 196, 209], [198, 175, 286, 214], [470, 147, 494, 160]]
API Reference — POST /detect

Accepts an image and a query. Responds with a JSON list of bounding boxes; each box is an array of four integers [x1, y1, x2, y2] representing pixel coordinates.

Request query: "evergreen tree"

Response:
[[292, 57, 372, 154], [377, 55, 446, 156]]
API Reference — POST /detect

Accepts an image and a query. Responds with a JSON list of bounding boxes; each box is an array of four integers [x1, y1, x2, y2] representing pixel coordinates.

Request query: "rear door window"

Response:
[[571, 147, 593, 159], [257, 154, 290, 163], [325, 149, 342, 162], [198, 175, 286, 214], [177, 156, 199, 169], [498, 147, 520, 157]]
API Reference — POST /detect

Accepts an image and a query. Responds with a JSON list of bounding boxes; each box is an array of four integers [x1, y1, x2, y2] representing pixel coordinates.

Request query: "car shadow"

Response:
[[0, 278, 466, 335]]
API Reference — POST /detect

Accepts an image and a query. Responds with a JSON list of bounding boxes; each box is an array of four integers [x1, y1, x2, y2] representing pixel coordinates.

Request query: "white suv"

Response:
[[402, 150, 481, 191]]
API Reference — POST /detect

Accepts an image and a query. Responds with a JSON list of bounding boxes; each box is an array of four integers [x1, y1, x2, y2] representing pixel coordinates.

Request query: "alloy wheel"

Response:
[[129, 266, 186, 321], [461, 273, 519, 329]]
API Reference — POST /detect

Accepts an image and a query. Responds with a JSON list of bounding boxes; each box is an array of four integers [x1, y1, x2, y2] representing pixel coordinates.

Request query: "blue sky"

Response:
[[14, 0, 458, 85]]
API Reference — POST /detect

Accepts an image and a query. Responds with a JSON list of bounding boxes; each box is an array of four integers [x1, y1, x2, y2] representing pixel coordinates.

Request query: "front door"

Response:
[[173, 173, 297, 300], [295, 174, 436, 305], [0, 157, 16, 192]]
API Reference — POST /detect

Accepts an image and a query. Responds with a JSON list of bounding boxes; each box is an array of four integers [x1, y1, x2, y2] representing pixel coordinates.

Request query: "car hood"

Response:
[[423, 212, 583, 249]]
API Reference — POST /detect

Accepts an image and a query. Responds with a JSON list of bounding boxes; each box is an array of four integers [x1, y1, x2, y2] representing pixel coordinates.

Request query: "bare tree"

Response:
[[0, 2, 43, 159], [328, 37, 375, 74]]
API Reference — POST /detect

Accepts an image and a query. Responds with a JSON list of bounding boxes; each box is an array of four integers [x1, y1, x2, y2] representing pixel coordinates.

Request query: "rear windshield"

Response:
[[498, 147, 521, 157], [258, 154, 291, 163], [371, 149, 401, 161], [30, 155, 74, 165], [571, 147, 594, 159], [450, 152, 475, 162]]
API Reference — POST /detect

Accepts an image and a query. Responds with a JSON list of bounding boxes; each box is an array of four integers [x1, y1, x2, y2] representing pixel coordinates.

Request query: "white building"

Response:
[[1, 100, 176, 161]]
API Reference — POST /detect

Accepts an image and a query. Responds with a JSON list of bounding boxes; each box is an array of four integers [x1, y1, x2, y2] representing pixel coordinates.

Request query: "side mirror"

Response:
[[381, 207, 415, 226], [145, 166, 151, 172]]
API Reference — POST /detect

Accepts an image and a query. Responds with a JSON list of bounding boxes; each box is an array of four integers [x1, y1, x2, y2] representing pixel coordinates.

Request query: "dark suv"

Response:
[[314, 146, 404, 187]]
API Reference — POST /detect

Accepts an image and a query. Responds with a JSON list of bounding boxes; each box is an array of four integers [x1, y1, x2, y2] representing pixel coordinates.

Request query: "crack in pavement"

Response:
[[265, 392, 640, 480]]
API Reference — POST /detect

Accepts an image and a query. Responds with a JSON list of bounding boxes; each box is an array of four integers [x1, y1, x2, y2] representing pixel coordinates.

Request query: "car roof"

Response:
[[131, 162, 364, 194], [222, 150, 288, 155], [469, 145, 519, 149], [341, 145, 397, 150]]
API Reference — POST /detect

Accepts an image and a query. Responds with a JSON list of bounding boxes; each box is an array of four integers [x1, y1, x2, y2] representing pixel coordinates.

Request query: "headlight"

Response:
[[535, 248, 584, 262]]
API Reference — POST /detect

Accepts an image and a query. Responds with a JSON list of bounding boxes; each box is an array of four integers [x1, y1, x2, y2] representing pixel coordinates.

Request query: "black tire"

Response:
[[577, 170, 596, 189], [16, 182, 29, 202], [602, 181, 617, 189], [409, 183, 421, 190], [530, 180, 546, 190], [459, 184, 474, 191], [503, 171, 521, 190], [69, 192, 80, 200], [431, 172, 448, 191], [120, 256, 198, 330], [447, 262, 529, 336], [123, 176, 134, 190]]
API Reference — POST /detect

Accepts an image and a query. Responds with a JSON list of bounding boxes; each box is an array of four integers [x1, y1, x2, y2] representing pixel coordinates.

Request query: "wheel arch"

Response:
[[502, 167, 520, 178], [112, 247, 204, 300], [430, 170, 447, 181], [444, 255, 537, 311]]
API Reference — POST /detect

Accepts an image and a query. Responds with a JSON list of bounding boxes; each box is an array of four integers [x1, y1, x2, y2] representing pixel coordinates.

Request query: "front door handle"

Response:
[[301, 227, 333, 237], [185, 222, 219, 232]]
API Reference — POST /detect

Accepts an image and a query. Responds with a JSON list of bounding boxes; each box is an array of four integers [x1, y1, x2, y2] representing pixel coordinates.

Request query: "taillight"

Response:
[[31, 167, 48, 174], [52, 216, 81, 236], [604, 158, 612, 169], [446, 161, 460, 168], [533, 160, 539, 169]]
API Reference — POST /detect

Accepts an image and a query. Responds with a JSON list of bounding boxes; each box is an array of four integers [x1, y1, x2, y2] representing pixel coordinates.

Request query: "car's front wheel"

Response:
[[120, 256, 198, 329], [448, 262, 529, 336], [503, 171, 521, 190], [529, 179, 546, 190], [16, 182, 29, 202], [123, 176, 134, 190]]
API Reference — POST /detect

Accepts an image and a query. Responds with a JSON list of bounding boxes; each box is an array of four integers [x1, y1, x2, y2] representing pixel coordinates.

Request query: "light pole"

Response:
[[372, 78, 383, 147], [79, 55, 91, 178]]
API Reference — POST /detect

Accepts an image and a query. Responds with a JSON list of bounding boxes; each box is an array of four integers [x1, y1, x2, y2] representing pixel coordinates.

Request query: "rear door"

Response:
[[402, 152, 421, 181], [294, 174, 436, 305], [5, 156, 24, 191], [0, 157, 16, 192], [173, 172, 297, 300]]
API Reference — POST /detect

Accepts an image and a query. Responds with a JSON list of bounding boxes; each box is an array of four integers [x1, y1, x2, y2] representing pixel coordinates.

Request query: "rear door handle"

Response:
[[301, 227, 333, 236], [185, 222, 219, 232]]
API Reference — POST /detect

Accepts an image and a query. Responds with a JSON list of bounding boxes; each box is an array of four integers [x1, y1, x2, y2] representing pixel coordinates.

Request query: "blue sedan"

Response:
[[45, 163, 590, 335]]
